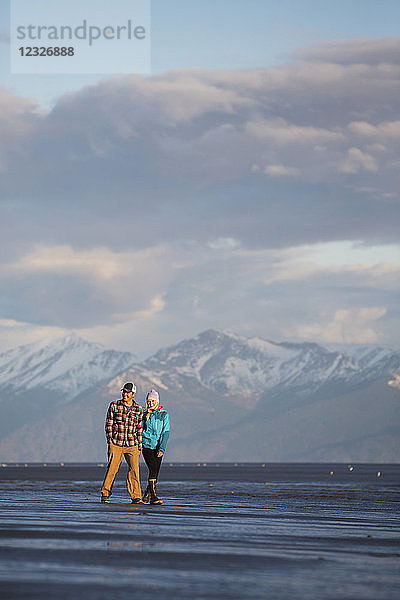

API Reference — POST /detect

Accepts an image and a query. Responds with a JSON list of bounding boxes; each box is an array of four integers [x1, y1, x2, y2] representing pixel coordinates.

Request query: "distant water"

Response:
[[0, 464, 399, 600]]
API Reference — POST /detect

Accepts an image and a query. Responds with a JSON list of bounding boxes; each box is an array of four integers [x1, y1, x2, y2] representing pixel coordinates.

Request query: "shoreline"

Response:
[[0, 462, 398, 484]]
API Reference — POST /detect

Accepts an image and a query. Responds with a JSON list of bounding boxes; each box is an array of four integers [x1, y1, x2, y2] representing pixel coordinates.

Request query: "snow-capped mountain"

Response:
[[139, 330, 399, 398], [327, 343, 400, 382], [0, 329, 399, 463], [0, 333, 136, 401]]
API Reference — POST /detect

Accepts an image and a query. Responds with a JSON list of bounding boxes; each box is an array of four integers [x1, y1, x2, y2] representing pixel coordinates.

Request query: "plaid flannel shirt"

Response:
[[105, 399, 143, 449]]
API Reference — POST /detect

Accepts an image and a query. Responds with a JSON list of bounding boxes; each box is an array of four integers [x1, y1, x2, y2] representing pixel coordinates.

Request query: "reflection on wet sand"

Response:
[[0, 464, 399, 599]]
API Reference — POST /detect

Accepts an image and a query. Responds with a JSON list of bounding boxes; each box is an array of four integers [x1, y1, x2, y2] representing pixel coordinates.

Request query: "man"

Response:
[[100, 382, 143, 504]]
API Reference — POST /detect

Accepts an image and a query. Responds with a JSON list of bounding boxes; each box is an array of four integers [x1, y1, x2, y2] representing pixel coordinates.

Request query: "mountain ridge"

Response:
[[137, 329, 399, 397], [0, 333, 136, 400], [0, 329, 398, 462]]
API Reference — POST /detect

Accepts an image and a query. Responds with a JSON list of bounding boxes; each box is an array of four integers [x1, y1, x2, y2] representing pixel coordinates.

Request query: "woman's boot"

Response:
[[142, 484, 150, 504], [149, 478, 162, 504]]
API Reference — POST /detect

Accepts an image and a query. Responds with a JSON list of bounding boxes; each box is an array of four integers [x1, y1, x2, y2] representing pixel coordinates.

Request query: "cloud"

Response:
[[0, 237, 398, 354], [0, 88, 40, 172], [295, 307, 388, 345], [0, 244, 176, 328], [127, 241, 400, 350], [265, 164, 300, 177], [129, 295, 166, 320], [0, 318, 26, 328], [1, 36, 400, 351], [246, 119, 343, 145], [339, 147, 378, 173], [207, 237, 239, 250], [1, 41, 400, 253]]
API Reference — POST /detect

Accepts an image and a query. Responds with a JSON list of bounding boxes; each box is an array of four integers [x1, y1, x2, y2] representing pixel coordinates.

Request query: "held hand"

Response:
[[156, 451, 164, 458]]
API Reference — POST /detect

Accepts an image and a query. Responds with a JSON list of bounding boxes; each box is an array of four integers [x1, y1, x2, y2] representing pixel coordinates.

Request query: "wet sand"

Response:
[[0, 464, 399, 599]]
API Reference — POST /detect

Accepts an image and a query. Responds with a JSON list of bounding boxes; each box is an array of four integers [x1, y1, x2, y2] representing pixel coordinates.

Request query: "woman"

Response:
[[141, 389, 170, 504]]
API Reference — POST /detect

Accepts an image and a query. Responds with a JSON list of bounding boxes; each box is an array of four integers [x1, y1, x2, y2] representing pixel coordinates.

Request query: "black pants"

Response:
[[142, 447, 163, 480]]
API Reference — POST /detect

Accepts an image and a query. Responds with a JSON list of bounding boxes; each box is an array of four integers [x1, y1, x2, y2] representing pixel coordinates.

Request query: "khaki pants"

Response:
[[100, 442, 141, 499]]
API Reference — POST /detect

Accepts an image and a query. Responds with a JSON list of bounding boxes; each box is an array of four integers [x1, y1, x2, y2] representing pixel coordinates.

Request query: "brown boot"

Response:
[[142, 484, 150, 504], [149, 479, 162, 504]]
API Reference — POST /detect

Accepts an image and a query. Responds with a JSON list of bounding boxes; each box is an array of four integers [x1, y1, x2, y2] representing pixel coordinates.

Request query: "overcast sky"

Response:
[[0, 1, 399, 356]]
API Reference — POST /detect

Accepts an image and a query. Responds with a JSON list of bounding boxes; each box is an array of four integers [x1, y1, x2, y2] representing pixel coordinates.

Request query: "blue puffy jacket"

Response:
[[142, 408, 170, 453]]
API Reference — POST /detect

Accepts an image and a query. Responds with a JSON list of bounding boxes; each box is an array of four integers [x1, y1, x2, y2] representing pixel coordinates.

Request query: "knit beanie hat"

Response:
[[146, 389, 159, 404]]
